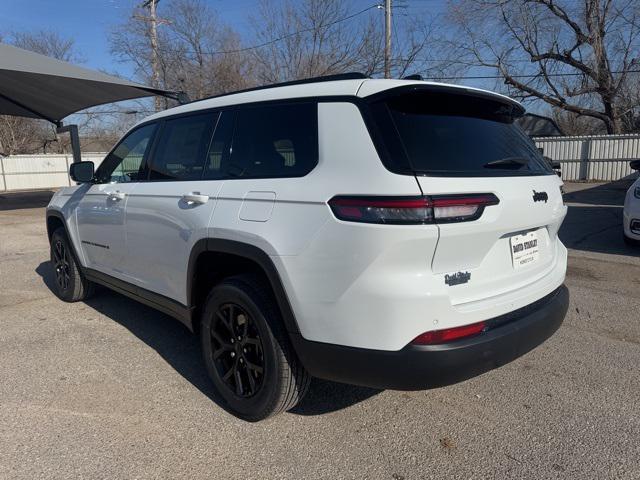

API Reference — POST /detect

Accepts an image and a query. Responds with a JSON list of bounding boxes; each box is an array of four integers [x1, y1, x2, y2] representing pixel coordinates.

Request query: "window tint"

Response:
[[149, 113, 218, 181], [372, 91, 553, 177], [203, 111, 235, 180], [95, 123, 156, 183], [228, 103, 317, 178]]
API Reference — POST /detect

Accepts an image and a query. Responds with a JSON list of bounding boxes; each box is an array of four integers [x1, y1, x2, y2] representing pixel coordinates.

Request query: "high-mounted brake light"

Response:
[[328, 194, 499, 225], [411, 321, 486, 345]]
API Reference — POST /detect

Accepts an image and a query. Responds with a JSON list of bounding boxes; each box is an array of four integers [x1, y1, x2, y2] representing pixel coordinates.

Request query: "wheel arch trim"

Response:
[[46, 210, 85, 266], [187, 238, 301, 335]]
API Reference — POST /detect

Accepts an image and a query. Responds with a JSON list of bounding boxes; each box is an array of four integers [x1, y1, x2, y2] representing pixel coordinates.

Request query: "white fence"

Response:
[[535, 134, 640, 181], [0, 153, 105, 192], [2, 134, 640, 191]]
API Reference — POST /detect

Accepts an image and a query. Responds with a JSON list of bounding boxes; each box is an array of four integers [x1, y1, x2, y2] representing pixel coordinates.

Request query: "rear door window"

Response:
[[148, 113, 218, 181], [226, 102, 318, 179], [371, 91, 553, 177]]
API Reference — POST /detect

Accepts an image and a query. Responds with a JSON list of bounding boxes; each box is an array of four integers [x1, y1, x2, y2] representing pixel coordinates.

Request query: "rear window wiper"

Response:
[[483, 157, 530, 169]]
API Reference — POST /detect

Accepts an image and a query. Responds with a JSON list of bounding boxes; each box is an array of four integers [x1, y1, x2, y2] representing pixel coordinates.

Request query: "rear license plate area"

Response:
[[510, 230, 540, 269]]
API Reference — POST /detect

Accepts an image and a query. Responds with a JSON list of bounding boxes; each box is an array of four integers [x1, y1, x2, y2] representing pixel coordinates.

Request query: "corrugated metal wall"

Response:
[[2, 134, 640, 191], [535, 134, 640, 181], [0, 153, 105, 192]]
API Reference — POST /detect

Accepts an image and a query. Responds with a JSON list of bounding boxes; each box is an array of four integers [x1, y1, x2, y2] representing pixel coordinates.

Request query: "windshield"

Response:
[[371, 90, 553, 177]]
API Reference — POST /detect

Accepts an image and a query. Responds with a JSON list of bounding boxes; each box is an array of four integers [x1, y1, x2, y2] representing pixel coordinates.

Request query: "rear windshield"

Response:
[[371, 90, 553, 177]]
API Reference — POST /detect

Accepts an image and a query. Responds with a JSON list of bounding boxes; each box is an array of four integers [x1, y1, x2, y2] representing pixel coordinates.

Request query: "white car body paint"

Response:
[[47, 78, 568, 352]]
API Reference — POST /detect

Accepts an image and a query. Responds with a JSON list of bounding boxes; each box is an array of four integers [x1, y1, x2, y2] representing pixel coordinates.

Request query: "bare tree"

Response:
[[447, 0, 640, 134], [11, 29, 82, 63], [249, 0, 437, 83], [110, 0, 253, 103]]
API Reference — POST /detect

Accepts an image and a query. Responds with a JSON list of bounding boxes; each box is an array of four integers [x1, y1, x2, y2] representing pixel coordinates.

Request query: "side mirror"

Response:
[[69, 161, 94, 183], [630, 159, 640, 171]]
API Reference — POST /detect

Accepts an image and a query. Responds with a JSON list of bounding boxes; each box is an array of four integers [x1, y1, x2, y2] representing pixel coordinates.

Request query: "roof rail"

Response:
[[192, 72, 369, 104]]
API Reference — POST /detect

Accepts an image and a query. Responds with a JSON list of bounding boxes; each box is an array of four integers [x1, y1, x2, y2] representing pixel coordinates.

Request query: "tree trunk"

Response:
[[602, 98, 621, 134]]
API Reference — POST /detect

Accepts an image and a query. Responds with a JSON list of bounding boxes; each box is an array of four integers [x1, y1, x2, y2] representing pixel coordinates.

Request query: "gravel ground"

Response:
[[0, 183, 639, 480]]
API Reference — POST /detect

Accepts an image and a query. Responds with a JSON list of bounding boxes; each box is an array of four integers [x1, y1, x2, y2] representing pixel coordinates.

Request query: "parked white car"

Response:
[[46, 73, 569, 420], [623, 160, 640, 245]]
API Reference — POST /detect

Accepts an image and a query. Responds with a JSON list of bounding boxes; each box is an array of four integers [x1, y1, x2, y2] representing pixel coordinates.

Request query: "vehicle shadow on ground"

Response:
[[562, 177, 635, 206], [559, 179, 640, 257], [35, 261, 380, 417], [0, 190, 55, 211]]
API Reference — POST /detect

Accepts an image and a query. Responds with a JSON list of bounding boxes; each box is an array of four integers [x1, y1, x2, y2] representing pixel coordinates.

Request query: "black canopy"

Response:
[[0, 42, 175, 123]]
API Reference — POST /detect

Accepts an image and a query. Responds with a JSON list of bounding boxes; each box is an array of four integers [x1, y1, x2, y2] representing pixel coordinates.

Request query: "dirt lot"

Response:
[[1, 182, 639, 479]]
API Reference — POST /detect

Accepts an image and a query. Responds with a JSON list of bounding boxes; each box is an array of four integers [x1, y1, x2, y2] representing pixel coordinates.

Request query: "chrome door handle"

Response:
[[106, 191, 125, 201], [182, 192, 209, 205]]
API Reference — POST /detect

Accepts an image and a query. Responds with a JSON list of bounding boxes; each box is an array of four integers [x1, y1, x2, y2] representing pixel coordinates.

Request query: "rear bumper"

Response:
[[291, 285, 569, 390]]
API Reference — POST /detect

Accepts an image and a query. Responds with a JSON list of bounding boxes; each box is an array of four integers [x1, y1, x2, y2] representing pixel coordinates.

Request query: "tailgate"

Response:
[[416, 175, 566, 305]]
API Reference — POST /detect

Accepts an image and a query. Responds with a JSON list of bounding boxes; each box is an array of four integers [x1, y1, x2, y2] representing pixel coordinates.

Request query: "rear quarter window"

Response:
[[227, 102, 318, 179]]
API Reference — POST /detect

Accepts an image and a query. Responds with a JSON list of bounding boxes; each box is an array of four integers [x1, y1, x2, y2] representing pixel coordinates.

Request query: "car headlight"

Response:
[[635, 186, 640, 199]]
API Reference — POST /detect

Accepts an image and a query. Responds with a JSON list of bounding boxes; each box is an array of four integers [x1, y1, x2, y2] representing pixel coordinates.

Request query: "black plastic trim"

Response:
[[186, 238, 301, 335], [46, 210, 83, 263], [84, 268, 193, 327], [186, 72, 368, 105], [291, 285, 569, 390]]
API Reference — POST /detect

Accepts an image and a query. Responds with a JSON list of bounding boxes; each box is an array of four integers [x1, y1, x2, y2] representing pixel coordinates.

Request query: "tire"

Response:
[[623, 233, 640, 246], [200, 274, 310, 421], [50, 227, 94, 302]]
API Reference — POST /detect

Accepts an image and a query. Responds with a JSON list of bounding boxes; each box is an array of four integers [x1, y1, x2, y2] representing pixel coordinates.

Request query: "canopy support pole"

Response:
[[56, 124, 81, 164]]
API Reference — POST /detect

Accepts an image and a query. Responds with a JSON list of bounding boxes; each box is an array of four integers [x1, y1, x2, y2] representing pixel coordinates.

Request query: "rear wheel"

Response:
[[50, 227, 94, 302], [200, 274, 309, 421]]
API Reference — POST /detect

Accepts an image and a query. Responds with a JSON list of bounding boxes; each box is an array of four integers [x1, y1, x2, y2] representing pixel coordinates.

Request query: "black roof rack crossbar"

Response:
[[191, 72, 369, 104]]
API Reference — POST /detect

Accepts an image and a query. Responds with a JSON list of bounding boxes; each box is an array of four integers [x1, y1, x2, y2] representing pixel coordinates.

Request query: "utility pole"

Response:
[[384, 0, 392, 79], [139, 0, 162, 111]]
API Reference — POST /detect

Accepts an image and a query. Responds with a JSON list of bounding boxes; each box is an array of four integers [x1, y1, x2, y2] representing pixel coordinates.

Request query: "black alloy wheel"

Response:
[[49, 227, 94, 302], [200, 275, 310, 420], [52, 238, 71, 293], [209, 303, 265, 398]]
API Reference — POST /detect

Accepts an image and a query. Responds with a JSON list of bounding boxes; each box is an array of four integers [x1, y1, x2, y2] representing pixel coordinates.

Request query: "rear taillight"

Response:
[[328, 194, 498, 225], [411, 321, 486, 345]]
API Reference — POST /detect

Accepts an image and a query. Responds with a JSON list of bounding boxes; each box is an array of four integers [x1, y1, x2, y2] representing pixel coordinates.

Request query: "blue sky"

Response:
[[1, 1, 440, 77], [2, 0, 520, 121], [0, 0, 449, 82], [1, 0, 267, 79]]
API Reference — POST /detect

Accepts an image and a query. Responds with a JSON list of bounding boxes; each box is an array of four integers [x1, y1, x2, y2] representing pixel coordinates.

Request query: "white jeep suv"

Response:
[[46, 74, 569, 420]]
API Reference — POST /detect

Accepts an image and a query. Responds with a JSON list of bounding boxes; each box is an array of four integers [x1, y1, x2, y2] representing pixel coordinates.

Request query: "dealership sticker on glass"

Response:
[[510, 230, 540, 269]]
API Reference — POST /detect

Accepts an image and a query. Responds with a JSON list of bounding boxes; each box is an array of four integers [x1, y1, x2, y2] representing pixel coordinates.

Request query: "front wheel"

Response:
[[200, 274, 310, 421], [50, 227, 94, 302]]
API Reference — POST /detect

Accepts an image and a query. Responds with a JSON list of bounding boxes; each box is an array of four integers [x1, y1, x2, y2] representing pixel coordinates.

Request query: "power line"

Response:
[[157, 3, 381, 57], [422, 69, 640, 80]]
